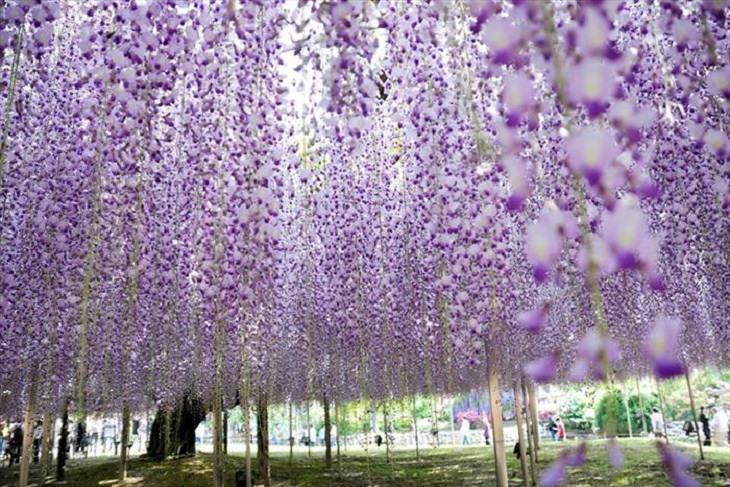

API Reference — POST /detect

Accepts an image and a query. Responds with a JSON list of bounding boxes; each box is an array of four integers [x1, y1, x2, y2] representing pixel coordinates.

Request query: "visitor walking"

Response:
[[548, 416, 558, 441], [699, 407, 711, 446], [711, 406, 728, 447], [460, 418, 470, 445], [483, 416, 491, 446], [9, 424, 22, 465], [33, 420, 43, 463], [651, 408, 664, 438], [556, 417, 566, 441]]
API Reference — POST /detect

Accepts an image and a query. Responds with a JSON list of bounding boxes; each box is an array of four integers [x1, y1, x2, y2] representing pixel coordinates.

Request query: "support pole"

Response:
[[622, 385, 633, 438], [684, 370, 704, 460], [324, 393, 332, 469], [39, 412, 54, 486], [19, 377, 38, 487], [449, 397, 455, 446], [525, 382, 539, 463], [383, 402, 390, 464], [212, 394, 224, 487], [513, 382, 529, 487], [256, 394, 270, 487], [411, 395, 419, 459], [288, 401, 293, 466], [636, 377, 647, 434], [119, 403, 130, 482], [306, 400, 312, 458], [223, 406, 228, 455], [243, 398, 251, 487], [521, 380, 537, 486], [487, 361, 508, 487], [334, 400, 341, 464]]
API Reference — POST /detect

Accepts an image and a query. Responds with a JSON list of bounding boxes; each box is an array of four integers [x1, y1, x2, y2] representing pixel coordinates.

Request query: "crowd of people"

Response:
[[1, 415, 149, 467]]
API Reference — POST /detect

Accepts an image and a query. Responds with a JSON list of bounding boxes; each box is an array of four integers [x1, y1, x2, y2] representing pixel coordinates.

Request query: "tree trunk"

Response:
[[323, 393, 332, 469], [514, 382, 529, 487], [119, 403, 130, 482], [487, 362, 507, 487], [39, 412, 54, 485], [56, 400, 69, 481], [256, 394, 270, 487], [147, 393, 206, 460]]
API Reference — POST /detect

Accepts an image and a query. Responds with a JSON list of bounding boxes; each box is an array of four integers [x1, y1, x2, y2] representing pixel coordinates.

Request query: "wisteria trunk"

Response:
[[487, 362, 508, 487], [513, 382, 529, 487], [256, 394, 270, 487], [323, 393, 332, 469]]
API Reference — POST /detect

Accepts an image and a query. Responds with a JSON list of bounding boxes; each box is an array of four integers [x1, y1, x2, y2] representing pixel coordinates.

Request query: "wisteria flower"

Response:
[[502, 72, 536, 127], [703, 129, 729, 158], [575, 8, 611, 56], [481, 16, 522, 65], [707, 66, 730, 99], [568, 328, 621, 381], [599, 198, 658, 272], [566, 59, 616, 118], [525, 207, 579, 282], [645, 316, 685, 379], [501, 154, 532, 211], [523, 351, 559, 383], [657, 442, 700, 487], [607, 439, 624, 469], [516, 302, 550, 334], [565, 125, 620, 185]]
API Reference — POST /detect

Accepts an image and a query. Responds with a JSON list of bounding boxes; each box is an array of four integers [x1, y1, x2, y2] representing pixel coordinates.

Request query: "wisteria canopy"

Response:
[[0, 0, 728, 433]]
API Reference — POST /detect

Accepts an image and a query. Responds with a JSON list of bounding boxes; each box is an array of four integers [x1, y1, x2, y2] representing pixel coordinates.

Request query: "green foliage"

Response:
[[561, 395, 592, 431]]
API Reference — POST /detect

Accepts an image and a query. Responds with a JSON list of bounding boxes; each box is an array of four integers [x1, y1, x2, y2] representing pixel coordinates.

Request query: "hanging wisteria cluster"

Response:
[[0, 0, 727, 483]]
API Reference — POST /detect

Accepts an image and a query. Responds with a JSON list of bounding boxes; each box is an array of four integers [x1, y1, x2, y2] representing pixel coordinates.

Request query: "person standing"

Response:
[[711, 407, 728, 447], [556, 417, 566, 441], [483, 416, 491, 446], [699, 407, 711, 446], [460, 418, 470, 446], [651, 408, 664, 438]]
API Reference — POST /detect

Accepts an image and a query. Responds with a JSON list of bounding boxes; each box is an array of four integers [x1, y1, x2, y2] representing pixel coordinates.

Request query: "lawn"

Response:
[[1, 439, 729, 486]]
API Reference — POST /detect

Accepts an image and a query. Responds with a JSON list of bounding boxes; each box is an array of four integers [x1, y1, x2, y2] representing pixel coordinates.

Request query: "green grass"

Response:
[[2, 439, 729, 486]]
